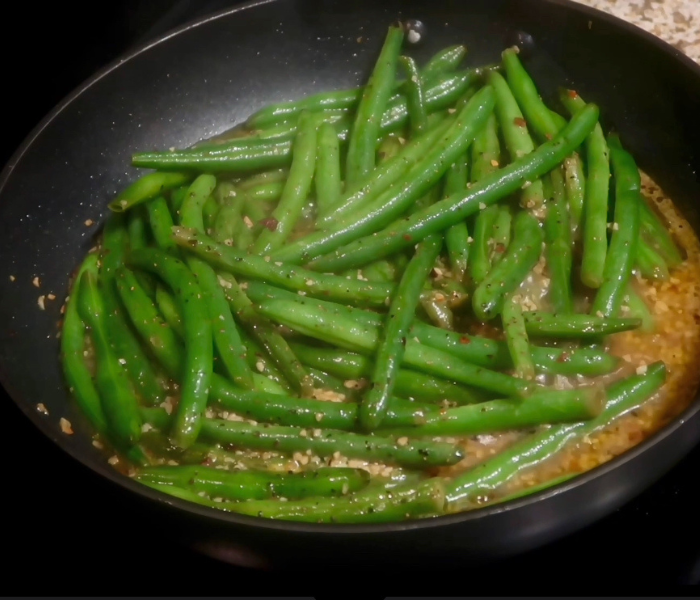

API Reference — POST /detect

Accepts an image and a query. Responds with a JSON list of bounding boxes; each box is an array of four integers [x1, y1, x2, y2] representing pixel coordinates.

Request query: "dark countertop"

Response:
[[2, 0, 699, 591]]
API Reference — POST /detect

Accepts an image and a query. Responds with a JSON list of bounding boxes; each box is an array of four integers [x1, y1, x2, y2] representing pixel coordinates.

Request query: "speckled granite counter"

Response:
[[574, 0, 700, 62]]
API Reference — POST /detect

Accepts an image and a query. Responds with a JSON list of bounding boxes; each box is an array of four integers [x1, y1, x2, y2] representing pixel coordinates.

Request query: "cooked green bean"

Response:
[[563, 153, 586, 235], [399, 55, 427, 135], [61, 253, 109, 435], [469, 205, 499, 286], [384, 386, 604, 437], [77, 268, 143, 447], [473, 210, 544, 321], [422, 44, 468, 80], [502, 293, 535, 380], [314, 121, 342, 218], [470, 112, 500, 182], [560, 89, 610, 288], [488, 69, 544, 208], [155, 284, 184, 338], [345, 25, 405, 186], [200, 419, 464, 469], [443, 153, 470, 282], [361, 235, 442, 430], [638, 199, 684, 267], [420, 290, 454, 330], [622, 285, 655, 333], [179, 175, 254, 391], [590, 135, 641, 317], [636, 240, 670, 281], [544, 167, 573, 314], [522, 311, 641, 338], [108, 172, 192, 212], [136, 465, 370, 501], [146, 196, 176, 251], [212, 196, 245, 244], [225, 478, 446, 523], [252, 112, 318, 254], [490, 204, 512, 265], [127, 249, 213, 449]]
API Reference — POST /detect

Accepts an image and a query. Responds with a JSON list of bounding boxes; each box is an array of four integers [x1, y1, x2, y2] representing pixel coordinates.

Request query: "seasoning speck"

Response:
[[32, 276, 41, 288], [60, 418, 74, 435], [9, 275, 15, 282], [36, 403, 49, 415], [37, 295, 46, 310], [84, 219, 94, 227]]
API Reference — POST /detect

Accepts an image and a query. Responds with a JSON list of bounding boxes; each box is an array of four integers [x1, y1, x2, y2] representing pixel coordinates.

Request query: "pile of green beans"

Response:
[[61, 26, 686, 524]]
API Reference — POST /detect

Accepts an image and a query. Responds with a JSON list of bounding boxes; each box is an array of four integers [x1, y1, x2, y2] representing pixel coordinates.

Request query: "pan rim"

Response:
[[1, 0, 700, 536]]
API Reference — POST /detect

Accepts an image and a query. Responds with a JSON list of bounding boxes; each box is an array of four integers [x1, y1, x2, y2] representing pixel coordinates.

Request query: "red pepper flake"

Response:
[[459, 336, 471, 344], [567, 89, 579, 99], [260, 217, 279, 231], [403, 234, 412, 241], [556, 352, 571, 363], [545, 133, 553, 140], [513, 117, 527, 127], [495, 243, 505, 254]]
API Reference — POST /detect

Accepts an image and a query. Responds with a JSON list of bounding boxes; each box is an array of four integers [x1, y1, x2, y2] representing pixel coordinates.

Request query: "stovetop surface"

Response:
[[2, 0, 699, 590]]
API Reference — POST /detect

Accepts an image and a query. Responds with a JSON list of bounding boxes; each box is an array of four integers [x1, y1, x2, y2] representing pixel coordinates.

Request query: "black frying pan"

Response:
[[2, 0, 700, 571]]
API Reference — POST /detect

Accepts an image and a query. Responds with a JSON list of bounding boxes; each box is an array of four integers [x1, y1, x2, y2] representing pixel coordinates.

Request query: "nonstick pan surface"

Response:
[[2, 0, 700, 570]]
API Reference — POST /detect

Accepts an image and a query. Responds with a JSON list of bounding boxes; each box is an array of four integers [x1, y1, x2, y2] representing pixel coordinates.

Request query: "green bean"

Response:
[[77, 269, 142, 447], [127, 207, 150, 250], [470, 112, 500, 182], [638, 199, 684, 268], [108, 172, 192, 212], [319, 119, 453, 227], [502, 293, 535, 380], [202, 195, 220, 231], [622, 285, 655, 333], [636, 240, 670, 281], [544, 167, 573, 313], [314, 121, 342, 218], [385, 386, 604, 437], [490, 204, 512, 265], [446, 362, 667, 506], [132, 139, 294, 173], [501, 48, 558, 141], [224, 478, 446, 523], [146, 196, 176, 251], [200, 419, 463, 469], [590, 135, 641, 318], [61, 254, 109, 435], [289, 343, 487, 405], [563, 153, 586, 234], [469, 205, 499, 286], [155, 284, 184, 338], [473, 210, 544, 321], [376, 135, 404, 164], [443, 153, 470, 282], [116, 267, 182, 380], [179, 175, 254, 391], [420, 290, 454, 330], [245, 280, 619, 377], [252, 112, 318, 254], [488, 70, 544, 208], [239, 329, 293, 394], [362, 235, 442, 430], [99, 214, 165, 402], [559, 89, 610, 288], [169, 186, 188, 217], [399, 55, 427, 134], [172, 227, 393, 307], [273, 86, 497, 264], [128, 249, 213, 449], [210, 377, 438, 430], [345, 25, 405, 185], [246, 181, 286, 203], [237, 169, 289, 191], [422, 45, 468, 80], [307, 103, 600, 273], [251, 373, 287, 395], [361, 259, 400, 283], [136, 465, 370, 501], [522, 311, 641, 338], [212, 196, 245, 244], [217, 272, 312, 395], [256, 298, 533, 398]]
